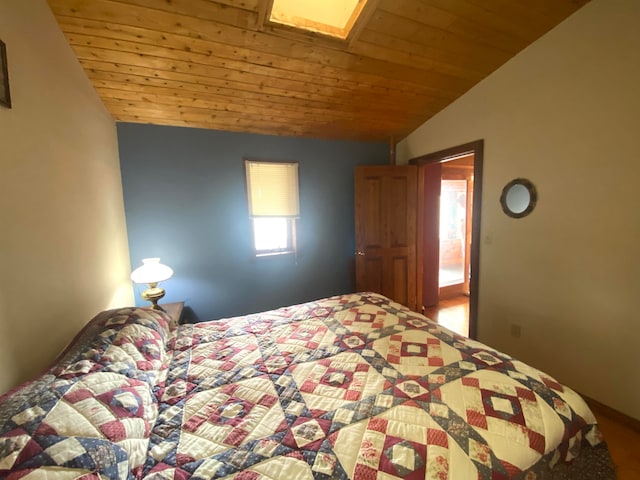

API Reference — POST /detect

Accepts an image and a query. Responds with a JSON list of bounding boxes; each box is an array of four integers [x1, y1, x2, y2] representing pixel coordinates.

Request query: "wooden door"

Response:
[[355, 165, 417, 311], [419, 162, 442, 308]]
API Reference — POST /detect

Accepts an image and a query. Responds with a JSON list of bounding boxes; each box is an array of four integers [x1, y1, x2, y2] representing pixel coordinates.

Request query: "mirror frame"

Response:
[[499, 178, 537, 218]]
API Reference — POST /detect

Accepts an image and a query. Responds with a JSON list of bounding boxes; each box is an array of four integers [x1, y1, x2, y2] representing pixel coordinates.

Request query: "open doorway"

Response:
[[439, 179, 467, 289], [432, 156, 474, 336], [439, 156, 474, 302], [410, 141, 483, 340]]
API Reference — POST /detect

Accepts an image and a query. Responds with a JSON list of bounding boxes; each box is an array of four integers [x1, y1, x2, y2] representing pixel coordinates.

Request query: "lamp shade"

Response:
[[130, 258, 173, 285]]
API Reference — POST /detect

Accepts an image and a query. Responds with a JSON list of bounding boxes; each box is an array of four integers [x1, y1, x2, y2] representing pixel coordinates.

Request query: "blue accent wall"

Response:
[[117, 123, 388, 322]]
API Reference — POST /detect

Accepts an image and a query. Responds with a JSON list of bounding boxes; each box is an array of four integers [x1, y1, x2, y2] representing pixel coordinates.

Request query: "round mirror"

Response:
[[500, 178, 537, 218]]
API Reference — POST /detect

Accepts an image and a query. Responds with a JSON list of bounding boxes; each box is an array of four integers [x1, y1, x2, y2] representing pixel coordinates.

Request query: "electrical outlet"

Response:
[[510, 323, 522, 338]]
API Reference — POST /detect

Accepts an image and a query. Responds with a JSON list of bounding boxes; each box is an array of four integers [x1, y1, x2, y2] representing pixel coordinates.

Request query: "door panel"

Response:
[[362, 178, 383, 248], [389, 175, 411, 247], [355, 166, 417, 311], [420, 163, 442, 308], [363, 256, 383, 294], [391, 255, 408, 306]]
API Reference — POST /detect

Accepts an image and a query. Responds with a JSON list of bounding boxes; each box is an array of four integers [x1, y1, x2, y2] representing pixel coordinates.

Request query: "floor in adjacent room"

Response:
[[422, 295, 639, 478], [423, 294, 469, 337]]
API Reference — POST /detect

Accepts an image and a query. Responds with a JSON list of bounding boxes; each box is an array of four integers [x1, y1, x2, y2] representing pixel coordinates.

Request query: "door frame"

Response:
[[409, 140, 484, 340]]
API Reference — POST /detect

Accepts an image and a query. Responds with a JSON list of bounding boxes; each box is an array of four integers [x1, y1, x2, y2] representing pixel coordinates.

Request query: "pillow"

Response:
[[0, 371, 157, 477], [52, 308, 174, 388]]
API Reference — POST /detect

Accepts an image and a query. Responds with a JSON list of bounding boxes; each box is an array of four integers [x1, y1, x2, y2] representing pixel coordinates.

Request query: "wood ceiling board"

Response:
[[48, 0, 590, 141]]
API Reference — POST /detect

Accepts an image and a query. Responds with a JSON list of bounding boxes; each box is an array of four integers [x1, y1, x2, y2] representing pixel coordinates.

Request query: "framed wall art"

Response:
[[0, 39, 11, 109]]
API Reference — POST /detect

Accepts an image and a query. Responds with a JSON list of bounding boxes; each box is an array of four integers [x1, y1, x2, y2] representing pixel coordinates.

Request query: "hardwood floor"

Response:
[[592, 408, 640, 479], [423, 297, 640, 478], [423, 295, 469, 337]]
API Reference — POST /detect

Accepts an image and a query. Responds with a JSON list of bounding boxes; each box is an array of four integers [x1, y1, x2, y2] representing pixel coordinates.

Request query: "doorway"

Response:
[[410, 140, 483, 340], [439, 179, 467, 290], [438, 155, 474, 303]]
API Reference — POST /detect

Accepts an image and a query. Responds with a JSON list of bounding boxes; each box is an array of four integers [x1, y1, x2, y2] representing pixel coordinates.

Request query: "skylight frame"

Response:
[[264, 0, 372, 42]]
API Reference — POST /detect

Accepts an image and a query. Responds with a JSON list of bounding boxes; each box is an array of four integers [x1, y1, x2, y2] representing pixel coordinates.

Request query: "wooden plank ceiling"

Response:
[[48, 0, 589, 142]]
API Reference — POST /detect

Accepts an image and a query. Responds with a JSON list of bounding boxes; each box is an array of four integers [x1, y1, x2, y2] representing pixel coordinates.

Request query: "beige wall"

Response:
[[0, 0, 133, 394], [398, 0, 640, 420]]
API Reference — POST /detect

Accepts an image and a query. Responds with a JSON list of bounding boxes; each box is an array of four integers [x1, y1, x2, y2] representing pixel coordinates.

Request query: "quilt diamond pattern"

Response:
[[0, 293, 615, 479], [139, 293, 611, 479]]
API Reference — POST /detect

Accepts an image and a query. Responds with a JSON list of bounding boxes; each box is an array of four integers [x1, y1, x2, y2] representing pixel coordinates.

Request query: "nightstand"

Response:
[[160, 301, 184, 328]]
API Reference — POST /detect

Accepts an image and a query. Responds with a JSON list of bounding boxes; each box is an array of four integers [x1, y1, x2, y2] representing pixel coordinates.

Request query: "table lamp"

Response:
[[130, 258, 174, 310]]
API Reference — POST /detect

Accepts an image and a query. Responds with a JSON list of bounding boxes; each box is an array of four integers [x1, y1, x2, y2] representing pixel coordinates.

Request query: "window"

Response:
[[245, 160, 299, 257], [268, 0, 370, 40]]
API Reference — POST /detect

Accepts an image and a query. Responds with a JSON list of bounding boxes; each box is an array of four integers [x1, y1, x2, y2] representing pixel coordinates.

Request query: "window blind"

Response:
[[245, 161, 300, 217]]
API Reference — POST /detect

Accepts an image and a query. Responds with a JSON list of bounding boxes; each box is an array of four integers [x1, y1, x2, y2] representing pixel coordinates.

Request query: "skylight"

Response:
[[269, 0, 369, 40]]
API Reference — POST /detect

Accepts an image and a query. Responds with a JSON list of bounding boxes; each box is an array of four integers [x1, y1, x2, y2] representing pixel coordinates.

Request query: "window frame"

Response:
[[250, 216, 297, 257]]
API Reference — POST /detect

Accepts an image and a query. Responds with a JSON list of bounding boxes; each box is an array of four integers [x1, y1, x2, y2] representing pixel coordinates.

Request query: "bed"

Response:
[[0, 292, 615, 479]]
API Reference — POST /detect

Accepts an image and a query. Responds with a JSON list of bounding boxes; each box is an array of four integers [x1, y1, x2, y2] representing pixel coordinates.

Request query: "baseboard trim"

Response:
[[583, 394, 640, 433]]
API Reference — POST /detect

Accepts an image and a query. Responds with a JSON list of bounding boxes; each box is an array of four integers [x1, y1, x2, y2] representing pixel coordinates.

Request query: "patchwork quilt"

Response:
[[0, 293, 615, 479]]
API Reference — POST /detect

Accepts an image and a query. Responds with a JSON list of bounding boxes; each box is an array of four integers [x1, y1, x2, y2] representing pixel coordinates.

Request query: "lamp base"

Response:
[[142, 286, 166, 310]]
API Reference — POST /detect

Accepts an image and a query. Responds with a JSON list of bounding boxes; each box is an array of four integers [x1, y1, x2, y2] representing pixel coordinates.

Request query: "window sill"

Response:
[[255, 250, 295, 258]]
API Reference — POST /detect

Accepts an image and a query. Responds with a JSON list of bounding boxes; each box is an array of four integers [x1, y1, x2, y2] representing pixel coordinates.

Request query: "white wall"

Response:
[[398, 0, 640, 420], [0, 0, 133, 393]]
